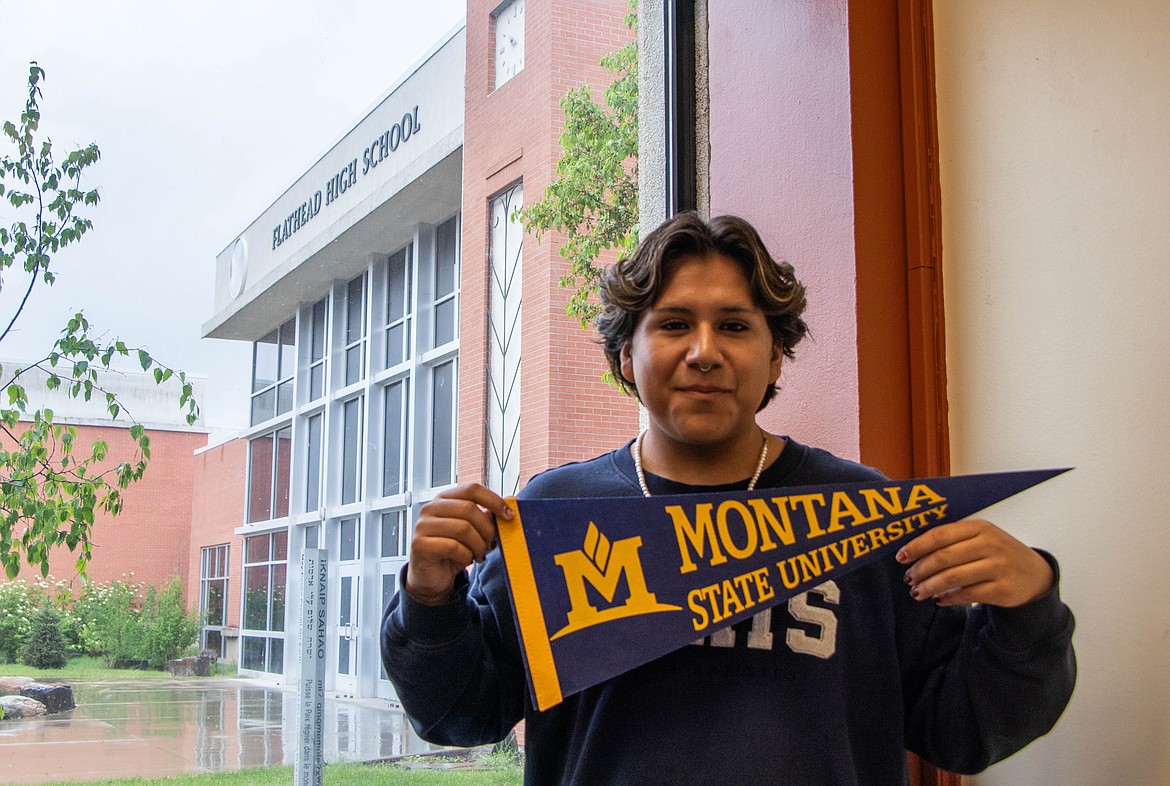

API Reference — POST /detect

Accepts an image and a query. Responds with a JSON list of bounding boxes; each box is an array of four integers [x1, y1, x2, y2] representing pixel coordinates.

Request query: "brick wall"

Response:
[[459, 0, 640, 491], [186, 437, 248, 624], [3, 423, 207, 595]]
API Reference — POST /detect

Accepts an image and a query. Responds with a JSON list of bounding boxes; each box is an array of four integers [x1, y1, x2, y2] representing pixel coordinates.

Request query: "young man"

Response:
[[381, 213, 1075, 784]]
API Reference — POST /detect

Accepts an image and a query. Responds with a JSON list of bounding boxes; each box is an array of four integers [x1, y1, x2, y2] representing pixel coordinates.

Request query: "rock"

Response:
[[0, 676, 34, 696], [0, 695, 47, 720], [165, 655, 211, 677], [20, 683, 75, 713]]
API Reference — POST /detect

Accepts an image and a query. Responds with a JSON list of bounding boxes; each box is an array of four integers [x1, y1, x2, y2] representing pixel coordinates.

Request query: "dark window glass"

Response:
[[242, 636, 265, 671], [278, 319, 296, 379], [305, 524, 319, 550], [305, 414, 322, 512], [206, 581, 225, 626], [270, 563, 286, 632], [435, 217, 458, 298], [311, 299, 327, 360], [244, 566, 269, 629], [274, 428, 291, 519], [246, 534, 269, 563], [247, 435, 274, 523], [273, 530, 288, 561], [250, 387, 276, 426], [380, 511, 404, 558], [340, 518, 359, 562], [268, 638, 284, 674], [434, 299, 456, 345], [345, 345, 363, 386], [346, 275, 364, 344], [342, 397, 363, 504], [252, 331, 279, 393], [431, 361, 455, 486], [383, 380, 407, 496]]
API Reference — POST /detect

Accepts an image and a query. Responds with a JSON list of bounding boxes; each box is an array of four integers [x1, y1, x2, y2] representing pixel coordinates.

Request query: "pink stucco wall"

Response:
[[707, 0, 860, 460]]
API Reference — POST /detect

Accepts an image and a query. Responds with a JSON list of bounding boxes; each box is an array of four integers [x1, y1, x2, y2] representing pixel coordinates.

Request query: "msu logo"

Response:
[[551, 522, 681, 640]]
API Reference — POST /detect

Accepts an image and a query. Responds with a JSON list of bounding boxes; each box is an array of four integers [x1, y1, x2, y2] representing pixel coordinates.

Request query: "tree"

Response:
[[522, 0, 639, 329], [0, 64, 198, 580]]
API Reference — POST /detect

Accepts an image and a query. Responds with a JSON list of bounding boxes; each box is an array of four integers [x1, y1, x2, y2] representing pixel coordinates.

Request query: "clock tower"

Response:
[[460, 0, 639, 492]]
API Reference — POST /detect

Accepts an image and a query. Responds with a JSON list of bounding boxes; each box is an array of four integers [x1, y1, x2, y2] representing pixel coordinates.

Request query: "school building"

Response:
[[198, 0, 637, 701]]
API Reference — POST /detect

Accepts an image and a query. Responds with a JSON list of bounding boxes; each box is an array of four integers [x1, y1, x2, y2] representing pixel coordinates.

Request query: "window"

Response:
[[341, 396, 364, 505], [385, 244, 413, 368], [308, 297, 328, 401], [248, 427, 291, 523], [430, 360, 456, 486], [432, 217, 459, 348], [344, 273, 367, 385], [382, 380, 408, 496], [241, 531, 288, 674], [251, 318, 296, 425], [305, 413, 323, 512], [380, 511, 407, 558], [200, 545, 229, 659]]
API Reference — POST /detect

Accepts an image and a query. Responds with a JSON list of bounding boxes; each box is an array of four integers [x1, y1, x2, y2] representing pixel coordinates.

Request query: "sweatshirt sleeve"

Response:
[[380, 554, 528, 747], [900, 551, 1077, 774]]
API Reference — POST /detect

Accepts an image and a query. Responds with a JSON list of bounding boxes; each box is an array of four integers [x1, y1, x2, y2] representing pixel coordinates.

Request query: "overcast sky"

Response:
[[0, 0, 465, 430]]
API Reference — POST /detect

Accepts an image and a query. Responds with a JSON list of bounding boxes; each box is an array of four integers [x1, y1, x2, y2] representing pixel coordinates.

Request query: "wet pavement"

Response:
[[0, 678, 443, 785]]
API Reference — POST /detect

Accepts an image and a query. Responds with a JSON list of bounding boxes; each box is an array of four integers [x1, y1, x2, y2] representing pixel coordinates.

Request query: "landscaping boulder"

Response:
[[0, 676, 34, 696], [20, 683, 75, 713], [165, 655, 211, 677], [0, 694, 47, 720]]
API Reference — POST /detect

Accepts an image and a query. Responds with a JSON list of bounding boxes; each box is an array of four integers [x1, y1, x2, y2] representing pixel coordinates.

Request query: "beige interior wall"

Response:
[[934, 2, 1170, 784]]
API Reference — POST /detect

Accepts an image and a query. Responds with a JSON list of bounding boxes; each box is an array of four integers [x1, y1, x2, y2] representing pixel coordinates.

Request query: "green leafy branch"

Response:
[[521, 0, 639, 329], [0, 63, 199, 579]]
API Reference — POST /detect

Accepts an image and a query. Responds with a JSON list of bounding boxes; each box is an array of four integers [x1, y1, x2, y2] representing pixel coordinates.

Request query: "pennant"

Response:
[[498, 468, 1069, 711]]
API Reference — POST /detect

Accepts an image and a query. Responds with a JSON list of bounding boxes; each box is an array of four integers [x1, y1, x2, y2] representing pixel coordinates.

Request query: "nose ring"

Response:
[[698, 364, 713, 373]]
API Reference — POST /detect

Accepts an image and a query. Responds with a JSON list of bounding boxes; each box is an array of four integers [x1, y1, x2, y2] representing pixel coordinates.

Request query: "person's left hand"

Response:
[[896, 519, 1054, 608]]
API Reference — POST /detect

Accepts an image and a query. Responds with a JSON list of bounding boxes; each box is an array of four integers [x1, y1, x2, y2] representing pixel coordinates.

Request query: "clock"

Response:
[[493, 0, 525, 89], [229, 237, 248, 298]]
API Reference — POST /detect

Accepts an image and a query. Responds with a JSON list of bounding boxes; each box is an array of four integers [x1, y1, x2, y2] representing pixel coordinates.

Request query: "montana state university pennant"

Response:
[[496, 469, 1069, 711]]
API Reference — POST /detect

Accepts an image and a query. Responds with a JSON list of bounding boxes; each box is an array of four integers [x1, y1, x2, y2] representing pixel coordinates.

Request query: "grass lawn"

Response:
[[0, 655, 239, 682], [30, 760, 524, 786]]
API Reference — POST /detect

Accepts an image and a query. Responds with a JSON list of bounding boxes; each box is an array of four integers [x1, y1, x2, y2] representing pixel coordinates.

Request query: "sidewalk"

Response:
[[0, 678, 441, 785]]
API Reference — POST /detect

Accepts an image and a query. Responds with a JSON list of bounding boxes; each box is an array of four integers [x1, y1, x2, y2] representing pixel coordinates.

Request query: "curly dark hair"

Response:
[[597, 212, 808, 411]]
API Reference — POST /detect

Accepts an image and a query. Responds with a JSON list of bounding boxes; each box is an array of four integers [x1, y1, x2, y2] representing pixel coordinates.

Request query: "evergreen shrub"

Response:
[[19, 604, 69, 669]]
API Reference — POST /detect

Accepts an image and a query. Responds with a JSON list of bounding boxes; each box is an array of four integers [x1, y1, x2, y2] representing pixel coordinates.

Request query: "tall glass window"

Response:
[[341, 396, 364, 505], [305, 413, 323, 512], [248, 427, 291, 523], [241, 530, 288, 675], [385, 244, 413, 368], [308, 297, 328, 401], [430, 360, 456, 486], [344, 273, 366, 386], [432, 217, 459, 348], [200, 545, 229, 659], [382, 380, 408, 496], [251, 318, 296, 425]]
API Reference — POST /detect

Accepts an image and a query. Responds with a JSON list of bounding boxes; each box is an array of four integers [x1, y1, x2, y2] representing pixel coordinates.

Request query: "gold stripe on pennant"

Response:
[[498, 498, 563, 710]]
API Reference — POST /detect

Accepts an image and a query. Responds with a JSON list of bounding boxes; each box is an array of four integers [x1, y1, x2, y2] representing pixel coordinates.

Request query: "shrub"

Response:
[[0, 579, 48, 663], [141, 577, 200, 667], [72, 578, 145, 664], [19, 605, 69, 669]]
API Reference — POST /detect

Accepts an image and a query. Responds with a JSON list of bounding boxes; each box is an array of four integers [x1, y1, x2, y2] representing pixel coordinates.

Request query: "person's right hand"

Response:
[[404, 483, 513, 605]]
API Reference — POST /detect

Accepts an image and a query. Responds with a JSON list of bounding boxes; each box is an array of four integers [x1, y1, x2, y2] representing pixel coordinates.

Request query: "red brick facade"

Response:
[[459, 0, 640, 489], [185, 437, 248, 625], [10, 423, 208, 593]]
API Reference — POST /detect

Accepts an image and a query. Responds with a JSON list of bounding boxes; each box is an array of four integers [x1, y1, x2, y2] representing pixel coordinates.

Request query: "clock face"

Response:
[[494, 0, 525, 89], [229, 237, 248, 298]]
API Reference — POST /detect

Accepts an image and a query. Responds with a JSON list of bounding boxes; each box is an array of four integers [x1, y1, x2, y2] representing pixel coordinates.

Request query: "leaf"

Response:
[[138, 350, 152, 371]]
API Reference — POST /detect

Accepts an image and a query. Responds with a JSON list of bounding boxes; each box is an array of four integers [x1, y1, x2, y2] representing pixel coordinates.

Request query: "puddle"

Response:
[[0, 678, 441, 784]]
